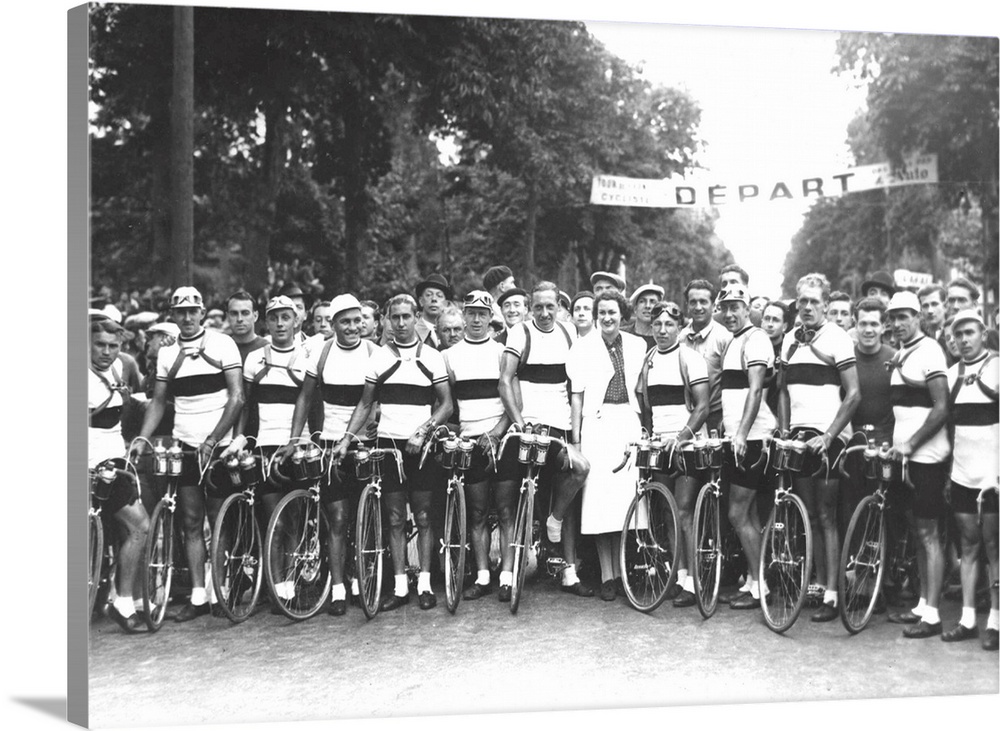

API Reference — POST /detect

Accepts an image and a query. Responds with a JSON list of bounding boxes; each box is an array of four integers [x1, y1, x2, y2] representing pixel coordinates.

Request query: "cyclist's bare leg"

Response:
[[907, 510, 929, 606], [113, 500, 150, 604], [383, 491, 409, 579], [983, 513, 999, 613], [595, 534, 615, 582], [323, 498, 349, 586], [410, 489, 434, 573], [178, 484, 207, 590], [953, 513, 982, 611], [549, 453, 590, 521], [494, 478, 518, 573], [728, 482, 760, 582], [815, 478, 841, 592], [465, 479, 491, 574], [673, 474, 699, 576], [915, 516, 944, 610]]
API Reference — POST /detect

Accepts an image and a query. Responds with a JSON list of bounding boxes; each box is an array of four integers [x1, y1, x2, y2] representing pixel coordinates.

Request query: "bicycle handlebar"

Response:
[[496, 423, 577, 474]]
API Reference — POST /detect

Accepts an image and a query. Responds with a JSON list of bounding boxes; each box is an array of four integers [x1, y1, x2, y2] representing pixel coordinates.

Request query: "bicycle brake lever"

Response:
[[611, 449, 630, 474]]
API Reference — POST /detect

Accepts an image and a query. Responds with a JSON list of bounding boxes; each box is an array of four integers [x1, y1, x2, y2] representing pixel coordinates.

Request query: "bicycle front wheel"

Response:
[[443, 481, 467, 614], [619, 481, 680, 613], [509, 481, 535, 615], [142, 500, 175, 632], [759, 493, 812, 633], [89, 511, 104, 620], [839, 495, 886, 634], [354, 483, 384, 620], [211, 492, 263, 623], [692, 482, 722, 619], [264, 489, 332, 620]]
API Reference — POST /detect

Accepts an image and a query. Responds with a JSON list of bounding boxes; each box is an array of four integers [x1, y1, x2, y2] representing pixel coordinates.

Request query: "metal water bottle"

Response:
[[226, 452, 242, 487], [239, 451, 259, 488], [153, 442, 168, 475], [167, 443, 183, 476]]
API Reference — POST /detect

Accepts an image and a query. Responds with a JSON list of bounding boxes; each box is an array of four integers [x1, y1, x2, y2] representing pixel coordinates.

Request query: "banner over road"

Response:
[[590, 154, 938, 208]]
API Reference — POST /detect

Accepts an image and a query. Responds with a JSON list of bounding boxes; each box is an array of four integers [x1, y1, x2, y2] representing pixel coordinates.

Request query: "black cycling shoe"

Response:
[[379, 593, 410, 612], [462, 582, 492, 601], [329, 599, 347, 616], [418, 591, 437, 610], [173, 602, 211, 623], [497, 585, 512, 603], [107, 604, 143, 634]]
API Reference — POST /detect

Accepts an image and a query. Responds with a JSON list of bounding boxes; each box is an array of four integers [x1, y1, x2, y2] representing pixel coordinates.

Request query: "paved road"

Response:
[[89, 573, 998, 728]]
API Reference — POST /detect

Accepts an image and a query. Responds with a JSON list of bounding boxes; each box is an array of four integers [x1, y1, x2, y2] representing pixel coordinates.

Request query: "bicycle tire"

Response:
[[619, 481, 680, 613], [443, 480, 468, 614], [839, 495, 886, 634], [692, 482, 722, 619], [263, 489, 332, 620], [89, 511, 104, 620], [354, 483, 384, 620], [509, 480, 535, 615], [142, 500, 175, 632], [210, 492, 264, 623], [759, 493, 812, 633]]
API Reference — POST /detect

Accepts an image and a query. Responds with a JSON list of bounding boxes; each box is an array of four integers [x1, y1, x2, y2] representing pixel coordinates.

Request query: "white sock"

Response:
[[417, 571, 432, 594], [824, 589, 838, 608], [914, 597, 927, 616], [190, 587, 208, 606], [276, 581, 294, 600], [677, 568, 688, 584], [133, 598, 144, 612], [921, 605, 940, 625], [477, 570, 490, 586], [959, 607, 976, 629], [749, 580, 760, 599], [546, 514, 563, 542], [988, 609, 999, 631], [682, 575, 695, 593], [739, 575, 752, 593], [499, 570, 513, 587], [331, 583, 346, 601], [562, 564, 579, 586], [394, 574, 408, 597], [351, 578, 360, 596], [113, 596, 136, 618]]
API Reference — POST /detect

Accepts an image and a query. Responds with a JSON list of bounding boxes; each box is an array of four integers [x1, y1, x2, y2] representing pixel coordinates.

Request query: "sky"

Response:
[[586, 22, 869, 297]]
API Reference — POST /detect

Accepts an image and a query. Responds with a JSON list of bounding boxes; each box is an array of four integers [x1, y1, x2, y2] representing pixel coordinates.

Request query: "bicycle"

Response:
[[757, 435, 815, 633], [419, 426, 473, 614], [344, 443, 405, 619], [836, 434, 912, 634], [207, 440, 268, 623], [495, 423, 577, 614], [263, 436, 335, 620], [136, 436, 215, 632], [610, 434, 681, 613]]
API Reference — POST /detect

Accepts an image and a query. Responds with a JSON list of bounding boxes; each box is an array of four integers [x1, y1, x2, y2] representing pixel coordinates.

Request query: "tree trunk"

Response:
[[170, 6, 194, 288], [242, 102, 284, 295], [342, 78, 367, 293]]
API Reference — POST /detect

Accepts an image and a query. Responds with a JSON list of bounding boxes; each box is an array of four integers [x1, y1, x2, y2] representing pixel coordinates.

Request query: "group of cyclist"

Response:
[[87, 263, 998, 650]]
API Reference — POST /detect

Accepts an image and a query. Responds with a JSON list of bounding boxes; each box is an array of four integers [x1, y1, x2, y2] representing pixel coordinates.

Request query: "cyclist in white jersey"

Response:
[[334, 294, 454, 611], [442, 291, 514, 601], [883, 291, 951, 638], [943, 310, 998, 648], [636, 301, 709, 606], [134, 286, 244, 622], [90, 318, 150, 633], [777, 273, 860, 623], [498, 281, 593, 596]]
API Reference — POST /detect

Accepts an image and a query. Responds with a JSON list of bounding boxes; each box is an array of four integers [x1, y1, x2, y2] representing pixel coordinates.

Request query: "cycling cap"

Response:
[[950, 309, 985, 331], [329, 293, 363, 319], [463, 290, 495, 310], [886, 291, 920, 314], [717, 285, 750, 305], [265, 295, 297, 315], [170, 286, 204, 309]]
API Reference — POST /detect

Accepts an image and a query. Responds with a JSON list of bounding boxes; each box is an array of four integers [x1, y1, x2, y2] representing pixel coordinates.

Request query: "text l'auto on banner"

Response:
[[589, 154, 938, 208]]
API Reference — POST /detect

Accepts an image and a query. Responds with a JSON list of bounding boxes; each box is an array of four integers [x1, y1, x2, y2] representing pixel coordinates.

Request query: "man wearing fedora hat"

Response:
[[134, 286, 245, 622], [414, 273, 452, 348]]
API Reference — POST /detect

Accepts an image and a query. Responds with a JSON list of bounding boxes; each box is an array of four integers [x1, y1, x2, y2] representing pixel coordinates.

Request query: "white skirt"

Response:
[[580, 402, 645, 534]]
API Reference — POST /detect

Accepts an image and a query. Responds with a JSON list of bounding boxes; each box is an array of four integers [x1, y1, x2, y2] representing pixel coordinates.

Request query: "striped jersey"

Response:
[[243, 343, 308, 447], [156, 328, 241, 446], [721, 325, 776, 440], [503, 320, 575, 431], [948, 352, 998, 487], [368, 340, 448, 440], [890, 334, 949, 464], [780, 321, 856, 437], [443, 336, 505, 437], [641, 343, 708, 437], [89, 359, 126, 467], [306, 339, 376, 441]]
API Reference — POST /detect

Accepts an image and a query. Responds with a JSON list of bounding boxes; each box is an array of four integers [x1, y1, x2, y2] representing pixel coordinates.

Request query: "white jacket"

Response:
[[567, 329, 647, 418]]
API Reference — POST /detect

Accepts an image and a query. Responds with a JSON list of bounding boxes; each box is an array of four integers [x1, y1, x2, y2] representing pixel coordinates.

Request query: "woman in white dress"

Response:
[[568, 291, 647, 601]]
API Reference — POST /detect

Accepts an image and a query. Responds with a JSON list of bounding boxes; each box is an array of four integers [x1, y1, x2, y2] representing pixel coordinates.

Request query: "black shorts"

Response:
[[789, 428, 846, 479], [907, 461, 949, 520], [722, 440, 769, 490], [494, 426, 571, 484], [318, 440, 362, 505], [949, 482, 999, 515], [92, 471, 140, 517], [375, 437, 446, 495]]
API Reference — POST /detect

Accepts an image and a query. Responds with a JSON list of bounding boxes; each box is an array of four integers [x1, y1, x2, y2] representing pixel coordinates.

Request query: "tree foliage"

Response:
[[89, 6, 729, 305]]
